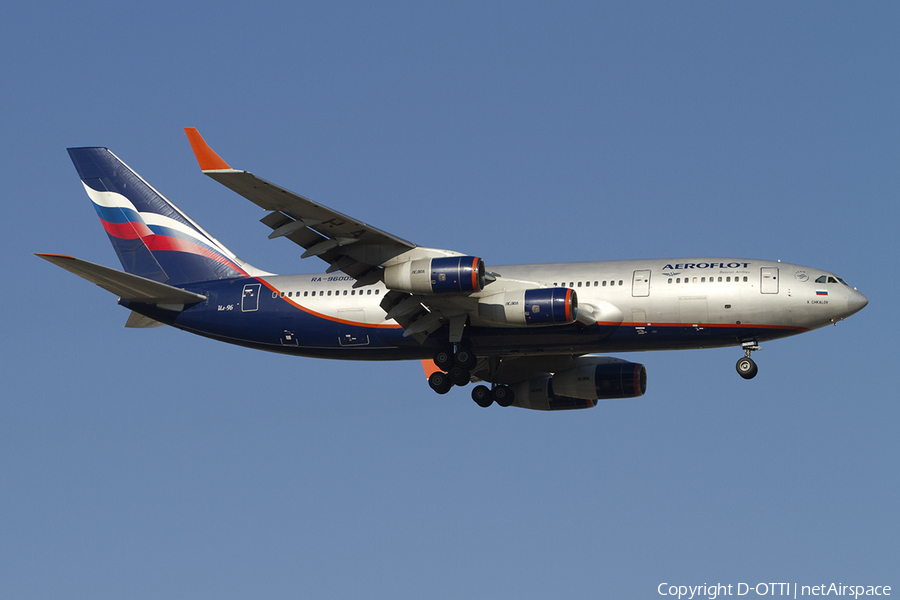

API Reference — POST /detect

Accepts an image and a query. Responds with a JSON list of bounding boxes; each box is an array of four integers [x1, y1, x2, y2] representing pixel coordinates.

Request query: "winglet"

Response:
[[184, 127, 232, 171]]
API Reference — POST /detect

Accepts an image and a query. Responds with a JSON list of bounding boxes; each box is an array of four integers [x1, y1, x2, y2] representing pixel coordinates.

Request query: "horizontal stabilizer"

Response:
[[36, 254, 207, 305]]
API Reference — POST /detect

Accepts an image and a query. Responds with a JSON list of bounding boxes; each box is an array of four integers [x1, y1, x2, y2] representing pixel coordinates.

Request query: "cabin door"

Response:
[[760, 267, 779, 294], [241, 283, 261, 311], [632, 270, 651, 297]]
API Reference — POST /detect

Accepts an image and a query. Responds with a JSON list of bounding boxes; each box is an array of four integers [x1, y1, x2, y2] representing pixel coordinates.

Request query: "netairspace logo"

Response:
[[657, 582, 891, 599]]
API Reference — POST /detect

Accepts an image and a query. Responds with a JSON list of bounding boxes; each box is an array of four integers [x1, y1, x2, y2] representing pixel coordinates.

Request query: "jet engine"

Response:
[[477, 288, 577, 326], [384, 256, 485, 294], [509, 358, 646, 411]]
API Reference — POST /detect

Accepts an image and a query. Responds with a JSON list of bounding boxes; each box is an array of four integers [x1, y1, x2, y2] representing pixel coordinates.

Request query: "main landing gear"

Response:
[[736, 342, 760, 380], [427, 346, 515, 408], [428, 345, 476, 395], [470, 384, 514, 408]]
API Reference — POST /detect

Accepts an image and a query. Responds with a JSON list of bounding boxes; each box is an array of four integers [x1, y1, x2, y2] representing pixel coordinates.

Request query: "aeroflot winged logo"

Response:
[[662, 262, 751, 270]]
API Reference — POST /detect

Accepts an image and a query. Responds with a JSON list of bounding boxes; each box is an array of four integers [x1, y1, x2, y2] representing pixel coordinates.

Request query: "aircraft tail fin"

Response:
[[67, 146, 259, 285]]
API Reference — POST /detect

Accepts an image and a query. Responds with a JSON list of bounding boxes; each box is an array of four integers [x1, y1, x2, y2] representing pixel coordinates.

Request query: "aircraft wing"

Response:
[[183, 129, 575, 345], [185, 128, 416, 285]]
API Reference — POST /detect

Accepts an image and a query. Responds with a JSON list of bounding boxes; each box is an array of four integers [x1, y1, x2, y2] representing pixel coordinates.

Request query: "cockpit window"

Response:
[[816, 274, 852, 286]]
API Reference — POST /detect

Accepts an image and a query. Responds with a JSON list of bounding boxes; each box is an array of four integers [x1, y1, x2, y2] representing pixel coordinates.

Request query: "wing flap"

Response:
[[36, 254, 207, 305]]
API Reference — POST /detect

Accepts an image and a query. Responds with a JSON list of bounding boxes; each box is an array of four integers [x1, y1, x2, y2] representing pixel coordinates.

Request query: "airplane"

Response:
[[37, 128, 869, 410]]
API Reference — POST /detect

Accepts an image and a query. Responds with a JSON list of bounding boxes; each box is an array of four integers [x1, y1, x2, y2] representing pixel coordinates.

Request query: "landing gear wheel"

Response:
[[428, 371, 453, 394], [472, 385, 493, 408], [492, 385, 514, 407], [736, 357, 758, 380], [448, 366, 471, 386], [433, 349, 454, 371], [454, 348, 477, 370]]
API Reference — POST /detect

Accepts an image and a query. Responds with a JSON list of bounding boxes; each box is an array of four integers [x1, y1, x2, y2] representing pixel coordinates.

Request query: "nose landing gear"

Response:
[[736, 341, 760, 379]]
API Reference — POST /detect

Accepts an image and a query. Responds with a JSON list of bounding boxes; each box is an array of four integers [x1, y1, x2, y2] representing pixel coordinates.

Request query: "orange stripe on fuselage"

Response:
[[594, 320, 809, 332]]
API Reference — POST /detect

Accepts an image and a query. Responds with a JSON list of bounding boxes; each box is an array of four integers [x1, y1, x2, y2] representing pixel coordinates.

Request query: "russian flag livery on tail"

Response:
[[67, 147, 255, 285], [38, 130, 869, 409]]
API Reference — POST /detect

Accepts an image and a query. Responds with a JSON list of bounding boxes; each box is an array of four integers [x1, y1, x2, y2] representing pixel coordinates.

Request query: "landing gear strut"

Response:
[[736, 342, 760, 380]]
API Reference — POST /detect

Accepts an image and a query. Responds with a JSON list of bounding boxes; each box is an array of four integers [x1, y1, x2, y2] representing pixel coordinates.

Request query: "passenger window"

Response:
[[375, 289, 380, 295], [668, 278, 673, 284], [743, 277, 748, 282], [701, 277, 705, 283], [569, 282, 574, 287], [726, 277, 731, 282], [717, 277, 722, 282], [618, 280, 623, 286], [367, 289, 372, 295], [594, 281, 598, 286], [692, 277, 697, 283], [304, 291, 308, 297], [577, 281, 582, 287], [602, 281, 607, 286]]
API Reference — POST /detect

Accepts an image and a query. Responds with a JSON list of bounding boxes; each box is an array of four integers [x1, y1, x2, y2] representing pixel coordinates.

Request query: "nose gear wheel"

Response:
[[736, 342, 760, 379]]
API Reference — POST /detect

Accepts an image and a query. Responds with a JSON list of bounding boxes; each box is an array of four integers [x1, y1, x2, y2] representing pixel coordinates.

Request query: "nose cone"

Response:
[[847, 289, 869, 316]]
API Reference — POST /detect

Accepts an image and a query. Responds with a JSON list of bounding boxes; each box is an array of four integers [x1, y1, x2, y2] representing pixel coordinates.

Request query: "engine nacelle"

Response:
[[477, 288, 578, 326], [509, 359, 647, 410], [552, 359, 646, 400], [384, 256, 485, 294], [509, 376, 599, 411]]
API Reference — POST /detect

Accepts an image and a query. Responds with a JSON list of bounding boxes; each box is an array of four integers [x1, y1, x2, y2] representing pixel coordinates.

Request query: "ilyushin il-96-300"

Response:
[[38, 129, 868, 410]]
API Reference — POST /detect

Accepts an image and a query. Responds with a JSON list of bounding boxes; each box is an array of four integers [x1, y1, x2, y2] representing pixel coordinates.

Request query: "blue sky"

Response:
[[2, 2, 897, 598]]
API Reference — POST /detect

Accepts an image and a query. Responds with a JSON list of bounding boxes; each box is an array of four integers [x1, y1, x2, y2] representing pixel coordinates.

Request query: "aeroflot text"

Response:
[[662, 262, 750, 270], [657, 582, 891, 599]]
